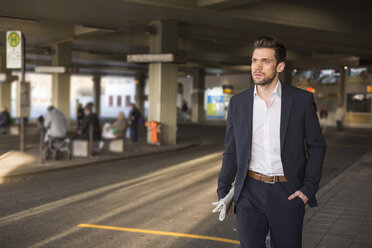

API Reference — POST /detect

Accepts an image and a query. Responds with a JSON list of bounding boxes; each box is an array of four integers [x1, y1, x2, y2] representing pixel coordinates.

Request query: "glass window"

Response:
[[117, 95, 122, 107]]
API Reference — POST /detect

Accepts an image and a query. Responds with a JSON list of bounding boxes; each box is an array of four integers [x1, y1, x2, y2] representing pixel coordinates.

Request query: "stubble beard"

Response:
[[252, 70, 277, 87]]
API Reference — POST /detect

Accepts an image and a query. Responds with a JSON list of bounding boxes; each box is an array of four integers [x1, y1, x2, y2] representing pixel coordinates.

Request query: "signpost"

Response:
[[6, 31, 27, 152], [6, 31, 22, 69]]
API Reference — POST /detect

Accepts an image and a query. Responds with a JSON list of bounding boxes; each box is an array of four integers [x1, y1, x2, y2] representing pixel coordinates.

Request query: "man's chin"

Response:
[[253, 80, 269, 86]]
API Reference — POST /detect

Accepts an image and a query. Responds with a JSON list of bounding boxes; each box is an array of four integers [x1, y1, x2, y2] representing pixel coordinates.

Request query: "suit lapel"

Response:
[[280, 83, 293, 152], [246, 88, 254, 148]]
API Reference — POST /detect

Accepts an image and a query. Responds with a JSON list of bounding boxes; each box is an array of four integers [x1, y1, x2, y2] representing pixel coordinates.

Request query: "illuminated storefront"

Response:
[[292, 67, 372, 127]]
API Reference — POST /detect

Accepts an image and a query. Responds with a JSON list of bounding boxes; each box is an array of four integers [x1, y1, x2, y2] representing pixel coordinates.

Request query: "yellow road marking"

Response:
[[78, 224, 240, 245]]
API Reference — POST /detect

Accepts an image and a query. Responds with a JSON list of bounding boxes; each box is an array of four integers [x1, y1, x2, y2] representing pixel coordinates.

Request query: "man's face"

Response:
[[251, 48, 284, 86]]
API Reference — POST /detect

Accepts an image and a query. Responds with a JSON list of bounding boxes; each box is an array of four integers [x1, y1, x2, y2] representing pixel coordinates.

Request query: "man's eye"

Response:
[[264, 60, 270, 64]]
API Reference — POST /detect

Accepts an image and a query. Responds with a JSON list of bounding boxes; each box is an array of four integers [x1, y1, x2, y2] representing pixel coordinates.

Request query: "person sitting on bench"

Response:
[[43, 105, 69, 160], [44, 105, 68, 143], [102, 111, 128, 139]]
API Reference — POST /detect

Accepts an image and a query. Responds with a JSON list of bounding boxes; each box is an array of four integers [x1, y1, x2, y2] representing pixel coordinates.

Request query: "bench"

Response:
[[72, 138, 125, 157], [72, 139, 90, 157], [10, 125, 19, 135], [107, 138, 125, 153]]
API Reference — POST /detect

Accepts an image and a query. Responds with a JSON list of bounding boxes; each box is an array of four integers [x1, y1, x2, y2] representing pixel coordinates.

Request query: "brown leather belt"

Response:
[[248, 170, 288, 184]]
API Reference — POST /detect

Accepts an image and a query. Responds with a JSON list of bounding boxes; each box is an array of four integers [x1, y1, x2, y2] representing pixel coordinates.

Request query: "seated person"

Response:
[[42, 106, 69, 160], [102, 112, 128, 139], [44, 105, 68, 143], [0, 106, 11, 134]]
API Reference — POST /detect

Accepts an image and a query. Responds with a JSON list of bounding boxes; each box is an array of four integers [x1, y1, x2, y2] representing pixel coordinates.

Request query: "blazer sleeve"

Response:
[[300, 94, 327, 200], [217, 98, 237, 200]]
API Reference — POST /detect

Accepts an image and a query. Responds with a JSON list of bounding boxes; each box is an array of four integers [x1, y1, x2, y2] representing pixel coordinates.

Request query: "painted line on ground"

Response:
[[78, 224, 240, 245]]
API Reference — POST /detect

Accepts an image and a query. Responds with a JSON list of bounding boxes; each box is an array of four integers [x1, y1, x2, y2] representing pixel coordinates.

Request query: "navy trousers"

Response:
[[236, 177, 305, 248]]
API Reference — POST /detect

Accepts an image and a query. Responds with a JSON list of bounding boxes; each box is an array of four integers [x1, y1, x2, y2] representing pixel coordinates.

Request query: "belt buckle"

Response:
[[264, 176, 276, 184]]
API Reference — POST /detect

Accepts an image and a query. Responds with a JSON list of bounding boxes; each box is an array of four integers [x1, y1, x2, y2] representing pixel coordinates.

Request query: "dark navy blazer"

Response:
[[217, 83, 327, 208]]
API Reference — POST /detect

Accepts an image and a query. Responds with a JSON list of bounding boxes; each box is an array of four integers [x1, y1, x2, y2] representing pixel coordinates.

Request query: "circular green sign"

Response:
[[8, 32, 20, 47]]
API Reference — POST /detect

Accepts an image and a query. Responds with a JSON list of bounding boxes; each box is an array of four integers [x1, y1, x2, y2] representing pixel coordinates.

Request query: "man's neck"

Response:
[[256, 78, 279, 100]]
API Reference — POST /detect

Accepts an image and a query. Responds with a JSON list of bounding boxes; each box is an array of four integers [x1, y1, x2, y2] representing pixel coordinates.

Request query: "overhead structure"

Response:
[[0, 0, 370, 76], [0, 0, 371, 132]]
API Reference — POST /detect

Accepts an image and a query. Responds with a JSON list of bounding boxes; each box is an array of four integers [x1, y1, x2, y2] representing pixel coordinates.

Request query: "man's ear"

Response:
[[277, 62, 285, 73]]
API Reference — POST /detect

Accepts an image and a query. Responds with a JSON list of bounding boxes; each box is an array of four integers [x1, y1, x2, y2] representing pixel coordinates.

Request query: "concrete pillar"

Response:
[[148, 63, 178, 144], [191, 69, 205, 123], [339, 67, 346, 106], [149, 21, 178, 54], [148, 20, 178, 145], [0, 49, 12, 112], [135, 73, 146, 115], [93, 75, 101, 116], [279, 60, 293, 86], [51, 43, 71, 126]]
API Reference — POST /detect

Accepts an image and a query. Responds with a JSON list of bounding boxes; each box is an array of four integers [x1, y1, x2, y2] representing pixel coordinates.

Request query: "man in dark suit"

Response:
[[217, 36, 326, 248]]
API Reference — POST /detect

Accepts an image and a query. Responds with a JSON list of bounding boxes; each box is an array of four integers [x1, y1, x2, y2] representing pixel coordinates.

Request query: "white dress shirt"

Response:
[[249, 80, 284, 176]]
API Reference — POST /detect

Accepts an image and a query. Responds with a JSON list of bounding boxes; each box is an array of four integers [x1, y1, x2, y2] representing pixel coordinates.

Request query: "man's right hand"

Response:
[[227, 202, 234, 215]]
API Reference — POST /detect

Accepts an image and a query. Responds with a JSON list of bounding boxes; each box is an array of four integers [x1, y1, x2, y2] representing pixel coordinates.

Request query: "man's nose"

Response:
[[253, 63, 262, 71]]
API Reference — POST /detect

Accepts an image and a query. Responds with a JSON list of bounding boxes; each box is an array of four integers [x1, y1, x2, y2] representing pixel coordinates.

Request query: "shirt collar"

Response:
[[254, 80, 282, 98]]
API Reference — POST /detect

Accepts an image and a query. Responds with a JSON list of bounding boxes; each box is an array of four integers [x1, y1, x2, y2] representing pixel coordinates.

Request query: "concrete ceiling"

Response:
[[0, 0, 371, 76]]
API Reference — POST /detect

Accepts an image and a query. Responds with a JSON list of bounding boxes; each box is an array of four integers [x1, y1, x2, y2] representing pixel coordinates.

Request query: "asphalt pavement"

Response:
[[0, 123, 371, 248]]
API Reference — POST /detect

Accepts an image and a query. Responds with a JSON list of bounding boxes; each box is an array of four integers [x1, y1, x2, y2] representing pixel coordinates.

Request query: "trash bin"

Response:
[[146, 121, 161, 145]]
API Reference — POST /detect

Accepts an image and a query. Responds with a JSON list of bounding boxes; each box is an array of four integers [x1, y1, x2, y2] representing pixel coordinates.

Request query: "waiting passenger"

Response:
[[102, 112, 128, 139], [76, 102, 84, 131], [129, 103, 143, 142], [0, 106, 11, 134], [44, 105, 68, 143], [42, 106, 70, 160], [335, 103, 345, 132], [78, 104, 101, 141], [181, 100, 189, 121]]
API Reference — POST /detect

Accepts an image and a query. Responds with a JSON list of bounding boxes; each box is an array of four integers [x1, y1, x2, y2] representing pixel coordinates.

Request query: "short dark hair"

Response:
[[253, 36, 286, 63]]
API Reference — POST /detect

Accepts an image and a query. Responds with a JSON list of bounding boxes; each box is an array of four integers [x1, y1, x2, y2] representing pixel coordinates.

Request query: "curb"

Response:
[[0, 140, 201, 183]]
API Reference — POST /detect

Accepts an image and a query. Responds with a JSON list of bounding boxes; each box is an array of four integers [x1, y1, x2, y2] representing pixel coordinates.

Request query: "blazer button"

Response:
[[241, 178, 245, 182]]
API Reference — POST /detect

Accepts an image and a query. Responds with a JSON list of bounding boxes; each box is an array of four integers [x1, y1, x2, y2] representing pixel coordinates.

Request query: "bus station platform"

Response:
[[0, 125, 200, 184]]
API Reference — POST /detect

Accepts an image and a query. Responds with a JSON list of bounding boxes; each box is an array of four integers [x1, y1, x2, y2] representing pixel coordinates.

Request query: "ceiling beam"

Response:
[[74, 25, 117, 37], [0, 18, 73, 39], [198, 0, 263, 9]]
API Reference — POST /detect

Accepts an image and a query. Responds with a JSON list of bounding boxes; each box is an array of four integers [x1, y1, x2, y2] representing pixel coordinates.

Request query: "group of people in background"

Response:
[[1, 98, 345, 139], [73, 100, 143, 144], [40, 100, 143, 157]]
